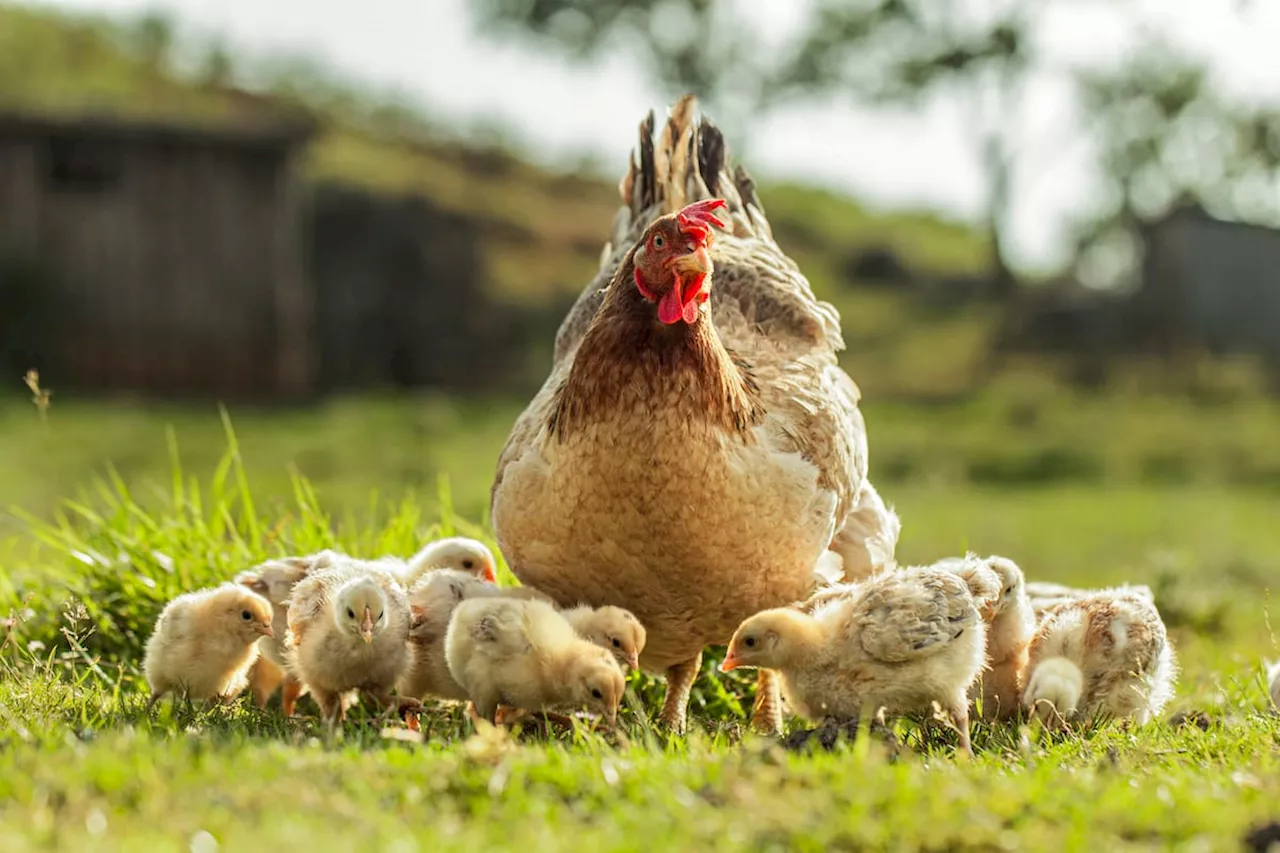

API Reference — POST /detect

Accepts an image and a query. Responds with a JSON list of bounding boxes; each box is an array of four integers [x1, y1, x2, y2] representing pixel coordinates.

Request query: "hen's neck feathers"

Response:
[[549, 250, 763, 440]]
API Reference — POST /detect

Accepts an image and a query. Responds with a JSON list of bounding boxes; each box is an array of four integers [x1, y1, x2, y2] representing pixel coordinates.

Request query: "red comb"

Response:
[[677, 198, 727, 244]]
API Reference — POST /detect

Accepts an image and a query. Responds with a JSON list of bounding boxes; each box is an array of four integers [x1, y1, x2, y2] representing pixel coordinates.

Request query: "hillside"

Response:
[[0, 2, 1006, 396]]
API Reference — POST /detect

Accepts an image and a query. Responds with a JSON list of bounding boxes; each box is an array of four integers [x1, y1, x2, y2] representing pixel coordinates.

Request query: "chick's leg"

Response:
[[281, 677, 304, 717], [947, 696, 973, 757], [750, 670, 783, 735], [311, 688, 343, 728], [658, 651, 701, 734]]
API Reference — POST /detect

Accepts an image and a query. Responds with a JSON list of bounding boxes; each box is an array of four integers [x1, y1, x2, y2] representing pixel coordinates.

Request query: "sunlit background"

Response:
[[1, 0, 1279, 670]]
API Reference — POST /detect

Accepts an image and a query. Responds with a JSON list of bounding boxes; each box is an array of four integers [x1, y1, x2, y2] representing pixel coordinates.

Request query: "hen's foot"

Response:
[[657, 652, 702, 734]]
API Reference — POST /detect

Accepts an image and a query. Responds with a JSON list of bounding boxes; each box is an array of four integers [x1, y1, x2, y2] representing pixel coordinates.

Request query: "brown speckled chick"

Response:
[[722, 567, 989, 754], [1026, 580, 1153, 621], [143, 584, 274, 709], [235, 556, 315, 714], [284, 558, 417, 725], [936, 554, 1036, 720], [1023, 592, 1176, 727], [445, 597, 625, 727]]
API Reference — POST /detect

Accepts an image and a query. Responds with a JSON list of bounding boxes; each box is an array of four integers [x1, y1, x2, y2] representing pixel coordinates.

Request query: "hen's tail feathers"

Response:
[[608, 95, 770, 266], [1024, 656, 1083, 725]]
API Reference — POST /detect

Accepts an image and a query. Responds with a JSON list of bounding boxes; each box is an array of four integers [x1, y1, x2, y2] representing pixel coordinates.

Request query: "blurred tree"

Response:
[[199, 40, 235, 89], [772, 0, 1056, 299], [1072, 41, 1280, 290], [130, 10, 175, 72], [471, 0, 765, 147]]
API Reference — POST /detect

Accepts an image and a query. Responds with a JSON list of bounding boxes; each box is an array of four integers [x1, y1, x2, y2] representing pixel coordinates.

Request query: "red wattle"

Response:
[[657, 289, 684, 324]]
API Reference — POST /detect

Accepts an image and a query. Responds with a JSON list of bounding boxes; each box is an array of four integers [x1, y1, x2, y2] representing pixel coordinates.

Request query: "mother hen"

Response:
[[491, 96, 897, 733]]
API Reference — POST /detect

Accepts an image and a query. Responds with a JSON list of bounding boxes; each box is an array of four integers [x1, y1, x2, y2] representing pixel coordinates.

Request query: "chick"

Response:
[[235, 556, 316, 715], [936, 554, 1036, 720], [285, 558, 417, 725], [1267, 660, 1280, 712], [143, 584, 274, 708], [722, 567, 988, 755], [445, 597, 625, 726], [397, 537, 499, 589], [559, 605, 647, 672], [1023, 593, 1176, 727], [401, 569, 500, 702], [1027, 581, 1154, 621]]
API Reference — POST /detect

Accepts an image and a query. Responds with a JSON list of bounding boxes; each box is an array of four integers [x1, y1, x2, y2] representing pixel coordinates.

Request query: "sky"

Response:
[[30, 0, 1280, 272]]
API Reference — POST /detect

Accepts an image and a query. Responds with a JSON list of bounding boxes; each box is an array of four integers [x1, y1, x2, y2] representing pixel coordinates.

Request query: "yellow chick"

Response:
[[398, 537, 499, 588], [401, 569, 501, 702], [285, 558, 416, 725], [445, 597, 625, 726], [143, 584, 274, 709], [235, 556, 316, 715], [1023, 592, 1176, 727], [559, 605, 647, 672], [936, 554, 1035, 720], [722, 567, 988, 755]]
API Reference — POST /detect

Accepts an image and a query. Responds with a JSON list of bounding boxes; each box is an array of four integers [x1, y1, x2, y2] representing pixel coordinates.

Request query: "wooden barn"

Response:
[[0, 110, 316, 397]]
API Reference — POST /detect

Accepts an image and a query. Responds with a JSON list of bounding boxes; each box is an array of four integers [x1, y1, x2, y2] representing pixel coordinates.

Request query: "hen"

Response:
[[721, 567, 987, 755], [1023, 592, 1176, 727], [490, 95, 896, 733]]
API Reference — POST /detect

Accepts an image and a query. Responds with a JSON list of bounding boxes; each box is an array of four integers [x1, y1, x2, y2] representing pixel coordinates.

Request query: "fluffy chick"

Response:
[[722, 567, 988, 754], [559, 605, 646, 672], [1026, 581, 1153, 621], [285, 559, 416, 724], [1023, 593, 1176, 727], [937, 554, 1036, 720], [445, 597, 625, 726], [401, 570, 502, 702], [144, 584, 274, 708], [397, 537, 498, 589], [235, 556, 315, 714]]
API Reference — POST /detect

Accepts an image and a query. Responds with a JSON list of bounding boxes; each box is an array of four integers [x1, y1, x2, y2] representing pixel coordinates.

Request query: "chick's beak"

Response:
[[719, 651, 741, 673], [360, 606, 374, 643], [259, 623, 275, 639], [625, 651, 640, 671], [481, 563, 497, 584]]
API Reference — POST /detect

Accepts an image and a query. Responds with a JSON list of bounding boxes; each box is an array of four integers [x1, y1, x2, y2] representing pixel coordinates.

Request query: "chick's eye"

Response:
[[591, 689, 603, 700], [241, 610, 252, 621], [462, 560, 474, 569], [347, 608, 356, 619], [611, 638, 622, 648], [377, 612, 384, 621], [744, 637, 756, 648]]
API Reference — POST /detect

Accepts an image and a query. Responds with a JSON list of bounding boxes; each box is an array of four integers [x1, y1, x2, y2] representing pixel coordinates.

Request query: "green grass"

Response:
[[1, 396, 1279, 849]]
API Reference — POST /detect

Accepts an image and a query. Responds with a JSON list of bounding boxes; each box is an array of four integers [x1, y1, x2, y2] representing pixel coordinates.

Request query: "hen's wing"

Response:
[[854, 571, 980, 663], [494, 96, 865, 526]]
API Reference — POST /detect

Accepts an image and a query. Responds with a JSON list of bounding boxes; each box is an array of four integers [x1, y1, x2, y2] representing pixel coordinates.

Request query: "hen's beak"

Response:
[[719, 651, 741, 673], [360, 606, 374, 643], [672, 245, 711, 278]]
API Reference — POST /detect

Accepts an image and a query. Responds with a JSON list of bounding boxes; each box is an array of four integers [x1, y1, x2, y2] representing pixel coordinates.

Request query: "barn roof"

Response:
[[0, 105, 317, 150]]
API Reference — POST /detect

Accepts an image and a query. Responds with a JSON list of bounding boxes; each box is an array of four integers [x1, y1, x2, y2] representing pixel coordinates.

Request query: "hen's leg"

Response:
[[658, 651, 702, 734], [750, 670, 783, 735]]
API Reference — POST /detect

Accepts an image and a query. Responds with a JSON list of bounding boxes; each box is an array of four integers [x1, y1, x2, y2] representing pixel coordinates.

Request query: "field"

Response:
[[0, 392, 1278, 851]]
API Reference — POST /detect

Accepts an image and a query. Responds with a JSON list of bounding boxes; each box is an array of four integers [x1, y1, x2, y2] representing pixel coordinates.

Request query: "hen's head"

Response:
[[631, 199, 727, 325]]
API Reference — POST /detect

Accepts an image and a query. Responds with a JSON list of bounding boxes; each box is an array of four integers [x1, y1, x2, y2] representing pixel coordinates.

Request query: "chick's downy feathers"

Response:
[[143, 583, 274, 707]]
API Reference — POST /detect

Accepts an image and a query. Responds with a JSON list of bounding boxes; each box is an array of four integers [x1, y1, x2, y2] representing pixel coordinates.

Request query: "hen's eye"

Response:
[[347, 608, 356, 619], [591, 689, 603, 700], [652, 234, 665, 249], [611, 638, 622, 648], [744, 637, 756, 648], [462, 560, 474, 569], [241, 610, 252, 621]]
